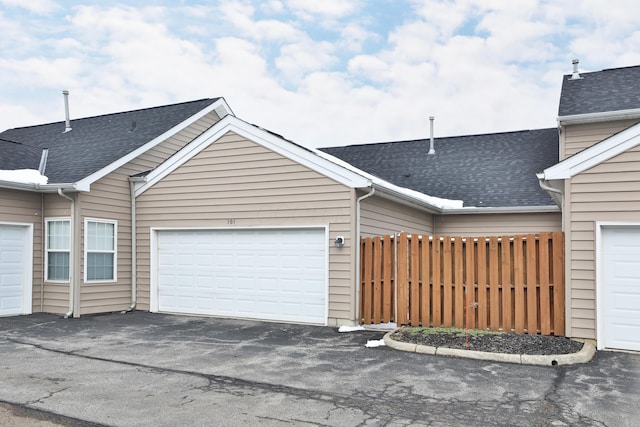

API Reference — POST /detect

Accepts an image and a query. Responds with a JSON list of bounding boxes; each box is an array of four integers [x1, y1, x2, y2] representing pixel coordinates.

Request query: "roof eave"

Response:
[[0, 181, 84, 193], [558, 108, 640, 126], [441, 205, 561, 215], [368, 184, 444, 214]]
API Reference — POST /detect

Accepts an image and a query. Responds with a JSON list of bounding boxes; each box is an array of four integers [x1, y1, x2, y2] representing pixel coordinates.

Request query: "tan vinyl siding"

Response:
[[74, 111, 220, 315], [41, 193, 73, 314], [434, 212, 562, 236], [562, 119, 639, 159], [566, 144, 640, 339], [360, 195, 433, 237], [136, 131, 356, 325], [0, 189, 43, 313]]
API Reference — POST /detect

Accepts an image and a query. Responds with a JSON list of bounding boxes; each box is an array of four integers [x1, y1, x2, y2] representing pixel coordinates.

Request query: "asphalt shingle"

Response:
[[559, 65, 640, 116], [0, 98, 219, 183], [321, 129, 559, 208]]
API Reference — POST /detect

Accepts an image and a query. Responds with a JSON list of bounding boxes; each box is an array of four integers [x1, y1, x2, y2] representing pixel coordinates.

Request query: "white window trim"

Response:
[[84, 218, 118, 283], [44, 217, 71, 283]]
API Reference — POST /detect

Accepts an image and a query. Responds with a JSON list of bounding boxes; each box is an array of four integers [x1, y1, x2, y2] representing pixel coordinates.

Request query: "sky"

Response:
[[1, 1, 639, 148]]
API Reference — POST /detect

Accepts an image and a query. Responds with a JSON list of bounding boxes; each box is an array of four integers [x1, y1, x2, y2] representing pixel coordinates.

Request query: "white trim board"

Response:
[[542, 122, 640, 180], [75, 98, 233, 191], [135, 115, 371, 197]]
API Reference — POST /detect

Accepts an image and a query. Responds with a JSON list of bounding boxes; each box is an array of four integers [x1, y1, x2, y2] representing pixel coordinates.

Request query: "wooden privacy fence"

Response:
[[360, 232, 565, 335]]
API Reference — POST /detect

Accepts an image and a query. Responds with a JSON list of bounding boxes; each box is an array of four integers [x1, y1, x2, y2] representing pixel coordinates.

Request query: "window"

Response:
[[84, 219, 117, 282], [46, 219, 70, 281]]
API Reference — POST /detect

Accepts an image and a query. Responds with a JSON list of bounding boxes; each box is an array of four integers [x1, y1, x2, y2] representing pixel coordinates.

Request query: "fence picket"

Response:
[[552, 231, 565, 335], [383, 235, 393, 323], [432, 237, 442, 327], [477, 237, 488, 330], [421, 236, 431, 327], [410, 235, 420, 325], [397, 233, 409, 324], [539, 233, 551, 335], [514, 236, 525, 333], [373, 236, 382, 324], [501, 236, 512, 332], [526, 234, 538, 333], [489, 236, 500, 331], [443, 237, 453, 327]]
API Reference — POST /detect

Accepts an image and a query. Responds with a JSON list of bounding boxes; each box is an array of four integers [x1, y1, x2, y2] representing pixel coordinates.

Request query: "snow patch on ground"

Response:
[[338, 325, 365, 333], [365, 339, 386, 348], [0, 169, 48, 184]]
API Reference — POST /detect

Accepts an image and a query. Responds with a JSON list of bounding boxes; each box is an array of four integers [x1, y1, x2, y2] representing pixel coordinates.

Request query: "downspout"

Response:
[[354, 186, 375, 325], [57, 188, 75, 318], [40, 193, 45, 312], [537, 176, 563, 207], [125, 179, 138, 312]]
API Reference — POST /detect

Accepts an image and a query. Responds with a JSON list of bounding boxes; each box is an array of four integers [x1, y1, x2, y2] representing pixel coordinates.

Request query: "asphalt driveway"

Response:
[[0, 312, 638, 426]]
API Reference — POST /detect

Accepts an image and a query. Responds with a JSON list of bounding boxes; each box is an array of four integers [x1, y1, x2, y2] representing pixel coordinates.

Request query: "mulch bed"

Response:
[[389, 328, 584, 355]]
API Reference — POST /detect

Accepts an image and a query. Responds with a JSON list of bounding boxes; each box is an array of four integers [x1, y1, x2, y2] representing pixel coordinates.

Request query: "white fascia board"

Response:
[[135, 116, 370, 197], [442, 205, 561, 215], [542, 121, 640, 180], [75, 98, 232, 191], [558, 108, 640, 126], [0, 181, 81, 193]]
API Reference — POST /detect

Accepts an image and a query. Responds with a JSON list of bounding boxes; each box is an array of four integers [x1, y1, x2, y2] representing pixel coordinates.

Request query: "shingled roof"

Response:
[[321, 128, 559, 208], [0, 98, 220, 183], [559, 65, 640, 116]]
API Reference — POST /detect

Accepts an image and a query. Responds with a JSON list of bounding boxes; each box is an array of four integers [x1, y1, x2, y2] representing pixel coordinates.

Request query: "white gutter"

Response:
[[442, 205, 561, 214], [558, 108, 640, 126], [354, 187, 375, 325], [57, 188, 75, 319], [536, 173, 563, 207]]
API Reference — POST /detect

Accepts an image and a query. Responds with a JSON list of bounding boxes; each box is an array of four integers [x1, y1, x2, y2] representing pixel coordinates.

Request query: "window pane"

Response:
[[48, 220, 70, 250], [87, 221, 114, 250], [87, 253, 114, 281], [48, 252, 69, 281]]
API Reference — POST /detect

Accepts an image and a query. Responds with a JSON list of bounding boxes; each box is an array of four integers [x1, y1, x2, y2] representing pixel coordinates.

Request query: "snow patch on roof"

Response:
[[315, 149, 463, 210], [0, 169, 48, 185]]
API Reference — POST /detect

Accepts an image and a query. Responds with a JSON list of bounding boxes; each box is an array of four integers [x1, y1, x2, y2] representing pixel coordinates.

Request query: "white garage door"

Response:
[[601, 227, 640, 351], [0, 224, 31, 316], [155, 228, 327, 324]]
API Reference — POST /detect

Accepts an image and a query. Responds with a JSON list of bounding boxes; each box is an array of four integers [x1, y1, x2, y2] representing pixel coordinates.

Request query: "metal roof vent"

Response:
[[62, 90, 72, 132], [570, 59, 582, 80], [428, 116, 435, 155]]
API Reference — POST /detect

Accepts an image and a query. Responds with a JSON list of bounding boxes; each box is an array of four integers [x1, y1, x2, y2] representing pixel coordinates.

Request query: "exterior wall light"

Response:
[[334, 236, 345, 248]]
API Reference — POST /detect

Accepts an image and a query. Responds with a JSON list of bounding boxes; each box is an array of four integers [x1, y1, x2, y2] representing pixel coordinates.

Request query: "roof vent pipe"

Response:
[[570, 59, 582, 80], [428, 116, 435, 155], [63, 90, 72, 133]]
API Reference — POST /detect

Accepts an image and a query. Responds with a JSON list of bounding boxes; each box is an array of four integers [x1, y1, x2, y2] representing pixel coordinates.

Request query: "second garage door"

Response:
[[601, 226, 640, 351], [155, 228, 327, 324]]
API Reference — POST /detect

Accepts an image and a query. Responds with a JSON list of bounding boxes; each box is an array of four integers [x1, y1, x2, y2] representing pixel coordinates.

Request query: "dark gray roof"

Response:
[[0, 98, 219, 183], [559, 65, 640, 116], [321, 129, 559, 208], [0, 137, 43, 170]]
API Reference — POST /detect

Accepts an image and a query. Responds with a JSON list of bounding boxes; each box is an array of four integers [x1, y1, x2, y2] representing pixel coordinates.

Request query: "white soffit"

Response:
[[543, 121, 640, 180], [135, 116, 371, 197]]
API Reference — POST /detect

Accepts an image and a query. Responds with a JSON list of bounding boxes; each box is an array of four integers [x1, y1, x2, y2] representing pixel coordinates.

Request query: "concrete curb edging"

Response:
[[383, 331, 597, 366]]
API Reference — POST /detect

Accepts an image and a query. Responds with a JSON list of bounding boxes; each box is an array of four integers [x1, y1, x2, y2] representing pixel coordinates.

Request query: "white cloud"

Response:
[[0, 0, 639, 150], [0, 0, 58, 14]]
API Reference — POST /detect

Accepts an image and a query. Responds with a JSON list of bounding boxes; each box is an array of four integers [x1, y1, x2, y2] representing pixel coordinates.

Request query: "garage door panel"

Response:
[[156, 228, 327, 324], [1, 225, 31, 316], [602, 227, 640, 351]]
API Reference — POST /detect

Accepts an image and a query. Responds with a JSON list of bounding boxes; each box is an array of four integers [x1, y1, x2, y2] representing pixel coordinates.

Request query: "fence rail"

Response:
[[360, 232, 565, 335]]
